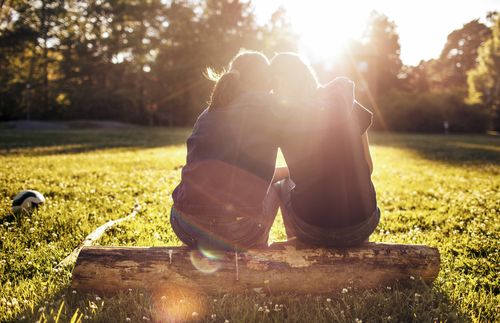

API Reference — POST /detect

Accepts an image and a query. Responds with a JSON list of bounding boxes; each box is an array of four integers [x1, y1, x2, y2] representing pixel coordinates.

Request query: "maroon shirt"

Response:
[[280, 78, 377, 228]]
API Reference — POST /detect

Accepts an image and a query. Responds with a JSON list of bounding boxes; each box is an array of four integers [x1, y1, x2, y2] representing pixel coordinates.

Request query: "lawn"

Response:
[[0, 128, 498, 322]]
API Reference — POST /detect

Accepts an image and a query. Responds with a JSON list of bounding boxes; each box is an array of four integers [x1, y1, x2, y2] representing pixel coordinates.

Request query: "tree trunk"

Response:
[[40, 0, 49, 114], [71, 243, 440, 295]]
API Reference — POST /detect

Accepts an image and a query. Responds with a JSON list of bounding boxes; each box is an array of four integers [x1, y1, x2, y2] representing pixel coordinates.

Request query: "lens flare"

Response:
[[189, 248, 222, 274], [198, 246, 224, 260]]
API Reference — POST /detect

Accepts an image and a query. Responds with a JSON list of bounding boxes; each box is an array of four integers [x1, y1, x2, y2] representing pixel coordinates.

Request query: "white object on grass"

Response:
[[12, 190, 45, 214]]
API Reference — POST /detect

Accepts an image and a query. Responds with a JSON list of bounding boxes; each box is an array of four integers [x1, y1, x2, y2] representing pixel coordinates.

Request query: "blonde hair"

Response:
[[270, 52, 319, 101], [206, 50, 271, 110]]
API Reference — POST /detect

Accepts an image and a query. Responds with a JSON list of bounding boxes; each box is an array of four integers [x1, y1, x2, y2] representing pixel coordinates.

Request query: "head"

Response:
[[207, 50, 271, 110], [270, 53, 319, 101]]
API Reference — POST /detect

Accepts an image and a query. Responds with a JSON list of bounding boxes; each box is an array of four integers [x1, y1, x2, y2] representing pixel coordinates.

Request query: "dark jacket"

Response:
[[280, 78, 377, 228], [172, 92, 281, 218]]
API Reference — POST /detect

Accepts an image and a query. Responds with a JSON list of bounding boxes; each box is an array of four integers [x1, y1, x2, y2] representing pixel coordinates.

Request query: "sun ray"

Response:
[[274, 2, 369, 61]]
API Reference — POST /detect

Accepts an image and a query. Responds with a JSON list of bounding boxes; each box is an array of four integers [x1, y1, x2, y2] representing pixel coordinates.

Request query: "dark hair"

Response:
[[207, 51, 270, 110], [270, 52, 319, 101]]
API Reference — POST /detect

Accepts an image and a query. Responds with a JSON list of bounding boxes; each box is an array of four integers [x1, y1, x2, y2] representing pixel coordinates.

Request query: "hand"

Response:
[[272, 166, 290, 183], [321, 77, 355, 111]]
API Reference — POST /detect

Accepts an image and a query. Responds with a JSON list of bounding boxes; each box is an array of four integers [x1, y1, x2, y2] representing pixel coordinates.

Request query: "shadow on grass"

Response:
[[371, 133, 500, 166], [0, 128, 191, 156], [13, 279, 472, 322], [3, 129, 498, 166], [0, 212, 17, 225], [0, 209, 39, 227]]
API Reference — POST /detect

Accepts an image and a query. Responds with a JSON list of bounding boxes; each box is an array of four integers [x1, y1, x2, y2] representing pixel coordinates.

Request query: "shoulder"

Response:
[[322, 77, 354, 92], [216, 92, 272, 116], [198, 107, 210, 118], [317, 77, 355, 120], [320, 77, 355, 103], [236, 92, 283, 118], [249, 92, 276, 110], [353, 101, 372, 116], [193, 108, 210, 125]]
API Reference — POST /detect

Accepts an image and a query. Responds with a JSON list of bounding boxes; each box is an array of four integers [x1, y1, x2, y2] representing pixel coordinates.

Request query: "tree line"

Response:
[[314, 11, 499, 132], [0, 1, 498, 132]]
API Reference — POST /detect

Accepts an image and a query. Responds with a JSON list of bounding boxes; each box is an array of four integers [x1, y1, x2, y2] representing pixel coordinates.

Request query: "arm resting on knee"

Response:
[[272, 166, 290, 183]]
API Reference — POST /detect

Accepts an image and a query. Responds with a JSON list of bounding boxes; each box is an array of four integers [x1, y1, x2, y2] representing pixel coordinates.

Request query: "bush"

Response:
[[372, 90, 490, 133]]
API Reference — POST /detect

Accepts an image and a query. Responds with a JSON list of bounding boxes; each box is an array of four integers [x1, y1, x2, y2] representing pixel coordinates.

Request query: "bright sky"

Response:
[[253, 0, 499, 66]]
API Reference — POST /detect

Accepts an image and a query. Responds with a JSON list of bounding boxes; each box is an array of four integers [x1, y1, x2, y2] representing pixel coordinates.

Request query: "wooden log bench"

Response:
[[71, 243, 440, 294]]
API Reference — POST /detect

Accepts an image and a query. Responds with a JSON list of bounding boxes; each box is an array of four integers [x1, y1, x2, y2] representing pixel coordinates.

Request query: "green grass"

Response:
[[0, 129, 498, 322]]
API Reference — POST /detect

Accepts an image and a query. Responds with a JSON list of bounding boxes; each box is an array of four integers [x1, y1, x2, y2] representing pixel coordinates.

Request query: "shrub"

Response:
[[372, 90, 490, 133]]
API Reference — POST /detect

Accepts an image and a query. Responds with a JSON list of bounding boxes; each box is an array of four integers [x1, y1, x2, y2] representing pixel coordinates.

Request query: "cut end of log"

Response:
[[71, 242, 440, 295]]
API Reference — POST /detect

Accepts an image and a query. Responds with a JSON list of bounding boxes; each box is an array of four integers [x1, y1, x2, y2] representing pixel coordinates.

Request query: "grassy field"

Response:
[[0, 128, 498, 322]]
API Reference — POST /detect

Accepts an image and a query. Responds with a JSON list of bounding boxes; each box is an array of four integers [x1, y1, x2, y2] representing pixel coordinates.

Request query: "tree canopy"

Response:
[[0, 2, 498, 132], [0, 0, 297, 124], [467, 12, 500, 129]]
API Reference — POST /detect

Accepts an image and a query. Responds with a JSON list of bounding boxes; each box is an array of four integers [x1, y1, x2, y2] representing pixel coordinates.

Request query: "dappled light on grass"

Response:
[[0, 128, 190, 157], [7, 282, 468, 322], [0, 129, 498, 322], [151, 286, 206, 323], [370, 133, 500, 166], [0, 144, 89, 156], [449, 141, 500, 153]]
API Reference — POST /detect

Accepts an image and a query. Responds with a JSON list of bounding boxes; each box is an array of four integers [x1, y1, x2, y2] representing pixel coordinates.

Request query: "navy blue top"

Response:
[[280, 78, 377, 228], [172, 92, 280, 218]]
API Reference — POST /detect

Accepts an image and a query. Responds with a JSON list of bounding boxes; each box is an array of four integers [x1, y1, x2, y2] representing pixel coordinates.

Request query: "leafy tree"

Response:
[[152, 0, 206, 125], [362, 11, 403, 97], [437, 19, 491, 91], [0, 1, 294, 124], [467, 12, 500, 129], [401, 60, 430, 93], [258, 7, 298, 56], [151, 0, 297, 125], [0, 0, 65, 119]]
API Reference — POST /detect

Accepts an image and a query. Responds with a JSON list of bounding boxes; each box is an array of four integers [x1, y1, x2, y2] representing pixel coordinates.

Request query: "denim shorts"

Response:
[[289, 207, 380, 247], [277, 178, 380, 247], [170, 200, 277, 251]]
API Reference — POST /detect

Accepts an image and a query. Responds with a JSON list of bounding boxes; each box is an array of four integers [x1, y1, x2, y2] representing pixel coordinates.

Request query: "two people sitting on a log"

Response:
[[171, 51, 379, 251]]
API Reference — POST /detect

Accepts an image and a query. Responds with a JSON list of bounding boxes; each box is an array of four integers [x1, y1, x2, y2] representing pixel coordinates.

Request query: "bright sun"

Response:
[[284, 2, 368, 60], [257, 0, 498, 66]]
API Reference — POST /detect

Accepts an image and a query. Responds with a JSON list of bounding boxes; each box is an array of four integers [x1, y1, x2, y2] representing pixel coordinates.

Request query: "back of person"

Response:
[[171, 51, 282, 251], [271, 53, 379, 246], [282, 84, 376, 228], [173, 92, 279, 218]]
